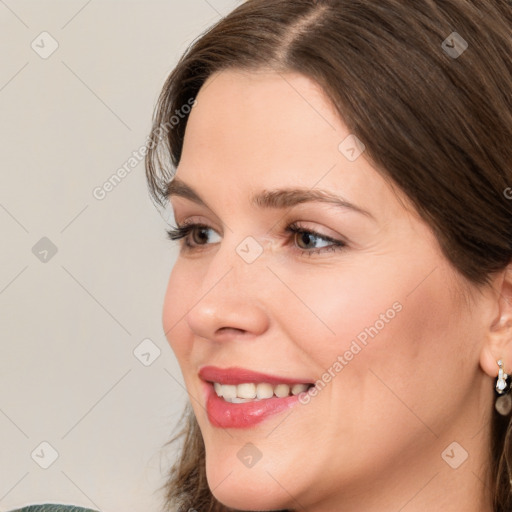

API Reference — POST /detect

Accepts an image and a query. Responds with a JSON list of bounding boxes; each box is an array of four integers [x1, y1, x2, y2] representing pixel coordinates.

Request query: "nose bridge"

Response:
[[206, 231, 269, 299], [234, 229, 268, 270], [184, 231, 271, 338]]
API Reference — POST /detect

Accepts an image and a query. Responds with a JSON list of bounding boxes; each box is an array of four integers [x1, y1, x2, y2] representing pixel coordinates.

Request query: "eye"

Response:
[[285, 222, 346, 256], [166, 222, 220, 249], [165, 221, 346, 256]]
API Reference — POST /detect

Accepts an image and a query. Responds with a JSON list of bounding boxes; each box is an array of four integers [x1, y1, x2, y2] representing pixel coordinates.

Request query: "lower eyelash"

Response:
[[165, 222, 346, 255], [285, 223, 346, 256]]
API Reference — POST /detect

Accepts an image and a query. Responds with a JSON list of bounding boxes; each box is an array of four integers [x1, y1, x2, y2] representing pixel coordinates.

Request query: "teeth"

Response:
[[274, 384, 290, 398], [237, 383, 256, 399], [230, 397, 254, 403], [256, 383, 274, 399], [291, 383, 309, 395], [221, 384, 237, 400], [213, 382, 310, 402]]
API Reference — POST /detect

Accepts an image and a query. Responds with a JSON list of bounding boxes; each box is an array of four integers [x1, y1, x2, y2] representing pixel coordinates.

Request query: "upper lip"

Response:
[[199, 366, 313, 386]]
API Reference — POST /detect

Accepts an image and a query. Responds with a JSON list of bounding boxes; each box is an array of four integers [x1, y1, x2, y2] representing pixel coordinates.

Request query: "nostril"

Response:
[[217, 327, 245, 334]]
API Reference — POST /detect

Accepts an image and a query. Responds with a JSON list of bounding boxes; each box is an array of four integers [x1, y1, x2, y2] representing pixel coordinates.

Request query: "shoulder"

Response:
[[8, 504, 100, 512]]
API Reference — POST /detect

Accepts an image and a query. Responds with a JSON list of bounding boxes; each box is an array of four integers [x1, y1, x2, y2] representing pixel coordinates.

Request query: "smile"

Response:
[[199, 366, 315, 428], [213, 382, 312, 403]]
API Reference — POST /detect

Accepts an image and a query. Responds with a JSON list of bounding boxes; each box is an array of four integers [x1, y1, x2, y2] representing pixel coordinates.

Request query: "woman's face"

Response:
[[162, 69, 491, 511]]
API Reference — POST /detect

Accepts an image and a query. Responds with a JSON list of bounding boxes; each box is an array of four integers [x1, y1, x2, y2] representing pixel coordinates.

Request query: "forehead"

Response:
[[177, 68, 417, 223], [180, 69, 355, 186], [185, 68, 340, 158]]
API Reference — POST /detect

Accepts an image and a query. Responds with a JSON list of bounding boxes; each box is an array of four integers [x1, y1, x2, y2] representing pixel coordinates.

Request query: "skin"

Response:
[[162, 68, 512, 512]]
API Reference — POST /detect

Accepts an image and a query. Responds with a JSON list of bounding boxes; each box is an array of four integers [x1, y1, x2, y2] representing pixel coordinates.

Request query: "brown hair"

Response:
[[145, 1, 512, 510]]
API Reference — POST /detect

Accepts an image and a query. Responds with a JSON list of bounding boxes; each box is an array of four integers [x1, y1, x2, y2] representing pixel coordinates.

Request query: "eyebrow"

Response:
[[165, 177, 375, 220]]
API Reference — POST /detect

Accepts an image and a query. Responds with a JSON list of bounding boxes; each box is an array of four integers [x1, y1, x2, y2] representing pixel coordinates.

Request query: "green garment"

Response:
[[8, 504, 100, 512]]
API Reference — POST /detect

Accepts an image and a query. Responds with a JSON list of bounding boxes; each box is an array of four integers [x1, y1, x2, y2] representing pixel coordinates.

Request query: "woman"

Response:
[[145, 0, 512, 511]]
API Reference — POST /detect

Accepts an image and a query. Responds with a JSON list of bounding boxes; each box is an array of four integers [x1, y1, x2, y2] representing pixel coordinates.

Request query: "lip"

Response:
[[199, 366, 313, 429], [198, 365, 313, 386]]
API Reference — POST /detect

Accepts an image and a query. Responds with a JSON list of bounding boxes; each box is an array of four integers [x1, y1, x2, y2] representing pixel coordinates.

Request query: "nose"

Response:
[[184, 237, 271, 343]]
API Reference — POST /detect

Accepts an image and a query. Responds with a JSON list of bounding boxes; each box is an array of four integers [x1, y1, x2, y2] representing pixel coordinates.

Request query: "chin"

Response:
[[211, 487, 287, 512], [205, 455, 291, 511]]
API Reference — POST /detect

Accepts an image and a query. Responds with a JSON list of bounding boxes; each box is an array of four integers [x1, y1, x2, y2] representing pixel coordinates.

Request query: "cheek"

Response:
[[162, 260, 198, 360], [271, 258, 408, 370], [280, 256, 467, 406], [333, 262, 471, 434]]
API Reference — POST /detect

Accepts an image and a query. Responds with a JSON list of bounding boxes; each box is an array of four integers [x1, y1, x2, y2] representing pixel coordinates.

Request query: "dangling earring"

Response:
[[495, 359, 512, 415]]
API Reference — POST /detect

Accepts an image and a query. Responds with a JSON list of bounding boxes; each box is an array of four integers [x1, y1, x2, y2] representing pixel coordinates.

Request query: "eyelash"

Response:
[[165, 221, 347, 257]]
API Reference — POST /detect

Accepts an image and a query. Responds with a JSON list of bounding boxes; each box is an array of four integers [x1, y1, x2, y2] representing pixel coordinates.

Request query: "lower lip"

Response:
[[203, 382, 304, 429]]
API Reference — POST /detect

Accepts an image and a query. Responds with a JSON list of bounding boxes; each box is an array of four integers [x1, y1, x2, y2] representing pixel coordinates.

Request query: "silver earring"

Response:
[[495, 359, 512, 416]]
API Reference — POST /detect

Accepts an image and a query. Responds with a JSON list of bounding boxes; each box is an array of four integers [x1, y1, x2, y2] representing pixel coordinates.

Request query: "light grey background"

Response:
[[0, 1, 240, 510]]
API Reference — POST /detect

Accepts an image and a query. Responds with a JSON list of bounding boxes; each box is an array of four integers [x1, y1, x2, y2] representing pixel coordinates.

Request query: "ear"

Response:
[[480, 261, 512, 379]]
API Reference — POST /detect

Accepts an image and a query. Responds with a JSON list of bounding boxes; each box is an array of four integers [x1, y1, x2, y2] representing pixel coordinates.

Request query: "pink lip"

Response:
[[198, 366, 313, 429], [198, 365, 312, 386]]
